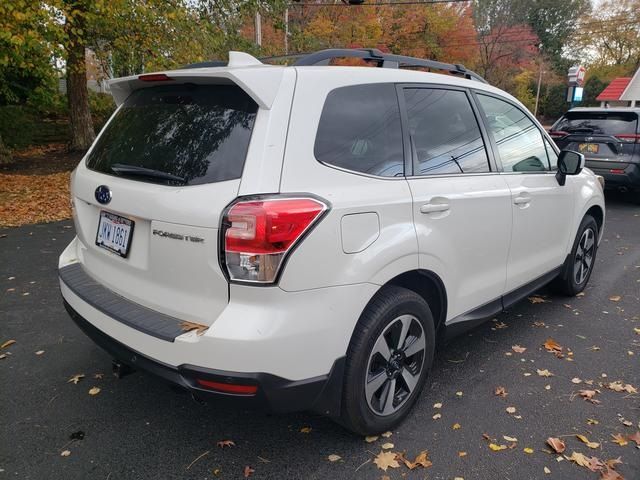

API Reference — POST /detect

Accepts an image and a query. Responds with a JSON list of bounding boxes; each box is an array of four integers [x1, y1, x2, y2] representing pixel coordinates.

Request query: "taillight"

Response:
[[615, 134, 640, 143], [138, 73, 173, 82], [549, 130, 569, 139], [221, 197, 328, 284]]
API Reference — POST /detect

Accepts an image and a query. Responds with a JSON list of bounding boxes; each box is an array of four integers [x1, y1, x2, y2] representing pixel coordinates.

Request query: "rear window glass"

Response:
[[86, 84, 258, 186], [554, 112, 638, 136], [314, 84, 404, 177]]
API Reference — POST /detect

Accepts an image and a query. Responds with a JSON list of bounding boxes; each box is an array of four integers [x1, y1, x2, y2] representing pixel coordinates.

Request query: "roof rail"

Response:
[[179, 48, 487, 83], [293, 48, 487, 83]]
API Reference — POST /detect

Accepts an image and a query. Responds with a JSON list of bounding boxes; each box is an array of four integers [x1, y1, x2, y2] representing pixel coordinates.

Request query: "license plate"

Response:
[[96, 211, 134, 257], [578, 143, 599, 154]]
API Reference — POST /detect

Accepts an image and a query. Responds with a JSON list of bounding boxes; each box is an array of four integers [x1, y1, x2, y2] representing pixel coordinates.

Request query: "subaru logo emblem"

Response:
[[95, 185, 112, 205]]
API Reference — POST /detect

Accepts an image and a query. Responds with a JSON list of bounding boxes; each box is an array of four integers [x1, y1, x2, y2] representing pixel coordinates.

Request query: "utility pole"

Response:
[[284, 8, 289, 54], [534, 46, 543, 117], [255, 11, 262, 47]]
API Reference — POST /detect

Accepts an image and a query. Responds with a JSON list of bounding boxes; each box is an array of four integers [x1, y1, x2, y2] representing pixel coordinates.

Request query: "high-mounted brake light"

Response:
[[221, 197, 328, 284], [548, 130, 569, 139], [615, 134, 640, 144], [138, 73, 173, 82]]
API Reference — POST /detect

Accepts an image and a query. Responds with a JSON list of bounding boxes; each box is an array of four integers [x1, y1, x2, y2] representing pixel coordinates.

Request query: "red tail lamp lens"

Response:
[[222, 197, 327, 283], [138, 74, 173, 82], [196, 379, 258, 395]]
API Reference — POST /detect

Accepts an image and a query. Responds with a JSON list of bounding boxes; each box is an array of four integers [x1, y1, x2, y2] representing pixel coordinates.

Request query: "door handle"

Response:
[[420, 202, 450, 214], [513, 195, 531, 205]]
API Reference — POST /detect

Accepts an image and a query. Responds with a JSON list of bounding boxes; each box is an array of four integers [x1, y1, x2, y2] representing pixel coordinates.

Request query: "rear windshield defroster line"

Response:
[[86, 84, 258, 186]]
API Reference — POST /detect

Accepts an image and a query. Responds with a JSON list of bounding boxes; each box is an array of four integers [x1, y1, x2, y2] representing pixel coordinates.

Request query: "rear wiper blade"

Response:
[[111, 163, 185, 184]]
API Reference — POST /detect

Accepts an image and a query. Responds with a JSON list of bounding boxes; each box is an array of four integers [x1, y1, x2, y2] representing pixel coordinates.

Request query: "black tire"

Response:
[[552, 214, 598, 296], [339, 286, 436, 435]]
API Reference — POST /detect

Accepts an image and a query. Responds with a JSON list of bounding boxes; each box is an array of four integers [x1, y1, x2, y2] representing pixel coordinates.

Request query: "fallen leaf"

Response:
[[523, 448, 534, 454], [93, 373, 104, 379], [489, 443, 508, 451], [216, 440, 235, 448], [608, 295, 621, 302], [547, 437, 566, 454], [576, 434, 600, 449], [381, 443, 394, 450], [494, 321, 508, 329], [1, 339, 16, 349], [67, 374, 85, 384], [381, 431, 393, 438], [456, 391, 463, 397], [611, 434, 628, 446], [0, 354, 6, 360], [545, 384, 552, 390], [300, 426, 312, 433], [620, 419, 633, 427], [588, 419, 600, 425], [506, 406, 516, 414], [544, 466, 551, 474], [365, 435, 379, 443], [373, 451, 400, 471], [458, 451, 467, 457], [398, 450, 432, 469], [243, 466, 255, 478], [495, 386, 507, 397], [452, 423, 461, 430], [432, 413, 442, 420], [628, 431, 640, 445], [60, 450, 71, 457], [529, 296, 549, 304], [605, 457, 623, 469], [35, 350, 45, 355], [543, 338, 563, 353], [512, 345, 527, 353], [433, 402, 442, 409], [327, 454, 341, 462], [88, 386, 100, 396], [572, 377, 583, 384], [566, 451, 602, 472], [605, 381, 637, 394], [180, 320, 209, 336], [634, 327, 640, 335], [600, 467, 624, 480], [537, 369, 554, 377], [579, 389, 600, 404], [503, 435, 518, 442]]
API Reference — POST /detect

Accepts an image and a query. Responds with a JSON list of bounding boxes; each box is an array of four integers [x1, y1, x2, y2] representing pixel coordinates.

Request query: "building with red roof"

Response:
[[597, 69, 640, 107]]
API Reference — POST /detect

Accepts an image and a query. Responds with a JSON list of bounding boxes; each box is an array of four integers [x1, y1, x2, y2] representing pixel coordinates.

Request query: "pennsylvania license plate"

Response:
[[95, 211, 134, 257], [578, 143, 599, 154]]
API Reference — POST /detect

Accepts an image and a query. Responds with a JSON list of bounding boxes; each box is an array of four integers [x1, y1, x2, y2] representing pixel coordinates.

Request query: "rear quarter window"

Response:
[[86, 84, 258, 186], [314, 84, 404, 177]]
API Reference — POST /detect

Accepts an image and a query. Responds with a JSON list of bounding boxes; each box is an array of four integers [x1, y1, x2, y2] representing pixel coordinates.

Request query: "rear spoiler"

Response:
[[108, 53, 284, 110]]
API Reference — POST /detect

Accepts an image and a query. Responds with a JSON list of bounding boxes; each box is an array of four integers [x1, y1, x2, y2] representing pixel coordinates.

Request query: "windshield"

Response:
[[554, 112, 638, 136], [86, 84, 258, 186]]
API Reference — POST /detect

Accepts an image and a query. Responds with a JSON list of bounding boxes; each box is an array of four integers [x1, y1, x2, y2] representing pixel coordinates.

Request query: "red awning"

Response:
[[596, 77, 632, 101]]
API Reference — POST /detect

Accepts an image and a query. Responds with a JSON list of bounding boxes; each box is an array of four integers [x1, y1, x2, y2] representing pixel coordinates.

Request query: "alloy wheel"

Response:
[[574, 227, 595, 285], [364, 314, 426, 416]]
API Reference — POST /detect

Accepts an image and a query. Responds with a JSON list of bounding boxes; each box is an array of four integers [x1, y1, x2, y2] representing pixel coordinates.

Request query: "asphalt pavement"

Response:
[[1, 193, 639, 480]]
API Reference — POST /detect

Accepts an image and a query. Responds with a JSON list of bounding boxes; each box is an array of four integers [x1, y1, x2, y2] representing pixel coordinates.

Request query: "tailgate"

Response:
[[70, 81, 261, 326]]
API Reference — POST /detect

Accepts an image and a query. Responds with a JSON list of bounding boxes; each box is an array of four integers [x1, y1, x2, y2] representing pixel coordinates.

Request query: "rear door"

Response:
[[475, 92, 574, 292], [402, 86, 512, 320], [550, 111, 639, 174], [71, 78, 290, 325]]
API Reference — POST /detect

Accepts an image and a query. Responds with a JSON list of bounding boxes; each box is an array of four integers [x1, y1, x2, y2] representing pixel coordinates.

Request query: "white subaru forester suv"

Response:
[[59, 49, 605, 435]]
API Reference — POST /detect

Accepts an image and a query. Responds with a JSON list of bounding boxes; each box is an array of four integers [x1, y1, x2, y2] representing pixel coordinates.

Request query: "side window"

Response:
[[314, 84, 404, 177], [544, 137, 558, 170], [404, 88, 490, 175], [477, 94, 550, 172]]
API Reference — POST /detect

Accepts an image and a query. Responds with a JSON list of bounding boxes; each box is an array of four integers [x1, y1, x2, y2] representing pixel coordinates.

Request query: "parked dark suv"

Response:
[[549, 108, 640, 196]]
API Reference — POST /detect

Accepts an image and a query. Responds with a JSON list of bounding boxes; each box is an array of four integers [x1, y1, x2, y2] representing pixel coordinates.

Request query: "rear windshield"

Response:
[[554, 112, 638, 136], [86, 84, 258, 186]]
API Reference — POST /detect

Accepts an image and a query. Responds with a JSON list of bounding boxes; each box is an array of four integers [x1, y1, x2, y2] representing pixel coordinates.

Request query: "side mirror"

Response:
[[556, 150, 585, 186]]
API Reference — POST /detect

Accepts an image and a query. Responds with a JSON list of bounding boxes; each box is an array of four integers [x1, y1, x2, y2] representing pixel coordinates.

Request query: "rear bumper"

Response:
[[63, 299, 345, 415], [588, 163, 640, 189]]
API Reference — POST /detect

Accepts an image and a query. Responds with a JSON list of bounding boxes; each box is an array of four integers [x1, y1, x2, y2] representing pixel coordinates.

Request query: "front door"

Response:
[[475, 93, 575, 293]]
